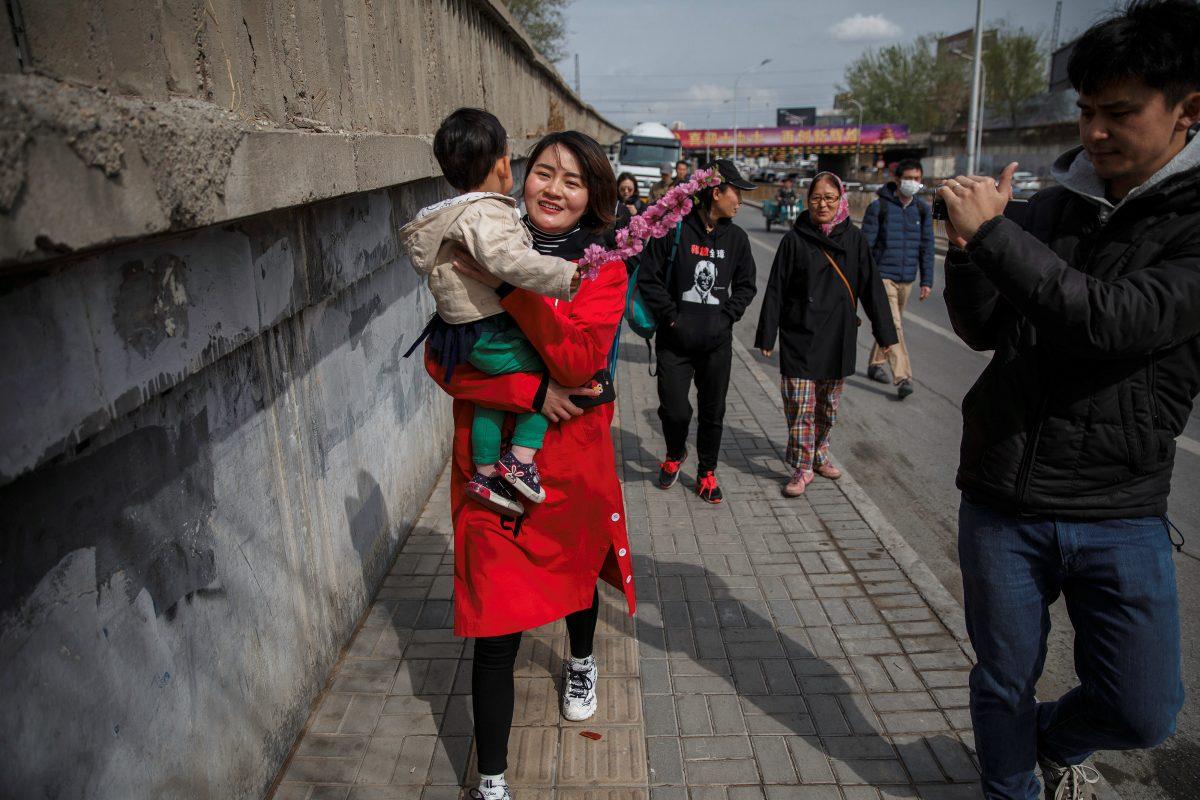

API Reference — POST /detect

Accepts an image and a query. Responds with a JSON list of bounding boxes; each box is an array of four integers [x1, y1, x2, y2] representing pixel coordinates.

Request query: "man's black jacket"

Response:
[[944, 147, 1200, 519], [637, 209, 757, 353]]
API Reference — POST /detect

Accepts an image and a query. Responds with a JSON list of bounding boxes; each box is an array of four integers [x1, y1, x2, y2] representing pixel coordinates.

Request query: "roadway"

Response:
[[733, 212, 1200, 800]]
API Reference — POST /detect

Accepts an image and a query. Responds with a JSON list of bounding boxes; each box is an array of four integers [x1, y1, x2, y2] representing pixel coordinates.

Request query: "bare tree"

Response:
[[505, 0, 571, 63]]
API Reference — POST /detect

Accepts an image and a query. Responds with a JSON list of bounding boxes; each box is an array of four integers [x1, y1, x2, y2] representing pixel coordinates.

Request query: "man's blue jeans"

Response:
[[958, 495, 1183, 800]]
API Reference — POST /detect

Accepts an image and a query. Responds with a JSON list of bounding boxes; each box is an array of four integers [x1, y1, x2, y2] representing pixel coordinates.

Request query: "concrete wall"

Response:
[[0, 2, 620, 798], [926, 123, 1077, 177], [1, 0, 620, 268]]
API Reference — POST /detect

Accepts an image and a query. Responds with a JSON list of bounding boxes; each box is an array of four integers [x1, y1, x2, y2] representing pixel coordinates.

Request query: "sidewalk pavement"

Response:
[[270, 332, 1004, 800]]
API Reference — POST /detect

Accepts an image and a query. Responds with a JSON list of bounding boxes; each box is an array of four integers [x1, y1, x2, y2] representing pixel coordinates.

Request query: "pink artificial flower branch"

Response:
[[579, 167, 723, 278]]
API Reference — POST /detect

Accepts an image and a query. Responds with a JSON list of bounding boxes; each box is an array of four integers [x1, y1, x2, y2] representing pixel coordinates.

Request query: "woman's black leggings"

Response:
[[472, 588, 600, 775]]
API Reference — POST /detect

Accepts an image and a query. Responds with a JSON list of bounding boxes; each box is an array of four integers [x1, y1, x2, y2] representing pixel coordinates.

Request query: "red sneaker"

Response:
[[696, 470, 723, 504], [658, 447, 687, 489]]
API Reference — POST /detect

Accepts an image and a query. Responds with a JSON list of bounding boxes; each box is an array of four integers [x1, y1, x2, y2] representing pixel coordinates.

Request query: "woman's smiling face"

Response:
[[525, 144, 589, 232]]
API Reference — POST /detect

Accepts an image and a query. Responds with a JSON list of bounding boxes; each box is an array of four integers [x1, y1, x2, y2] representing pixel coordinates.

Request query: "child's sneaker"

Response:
[[561, 655, 598, 721], [496, 451, 546, 504], [466, 472, 525, 517]]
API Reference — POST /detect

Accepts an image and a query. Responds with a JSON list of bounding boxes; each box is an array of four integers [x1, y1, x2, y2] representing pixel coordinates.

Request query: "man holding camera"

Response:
[[939, 2, 1200, 798]]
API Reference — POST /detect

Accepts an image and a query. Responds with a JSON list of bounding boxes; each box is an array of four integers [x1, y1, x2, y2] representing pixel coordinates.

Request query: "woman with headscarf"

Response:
[[754, 172, 898, 496]]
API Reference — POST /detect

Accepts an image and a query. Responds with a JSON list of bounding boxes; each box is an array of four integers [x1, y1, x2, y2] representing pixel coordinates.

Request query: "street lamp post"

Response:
[[844, 97, 864, 177], [965, 0, 985, 174], [732, 58, 772, 163], [705, 99, 731, 163], [952, 47, 987, 175]]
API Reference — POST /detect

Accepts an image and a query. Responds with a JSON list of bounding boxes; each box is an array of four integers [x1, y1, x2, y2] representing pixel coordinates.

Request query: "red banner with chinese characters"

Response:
[[675, 124, 909, 151]]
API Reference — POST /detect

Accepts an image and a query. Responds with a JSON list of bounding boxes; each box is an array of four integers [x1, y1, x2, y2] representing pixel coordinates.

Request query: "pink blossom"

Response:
[[578, 167, 720, 270]]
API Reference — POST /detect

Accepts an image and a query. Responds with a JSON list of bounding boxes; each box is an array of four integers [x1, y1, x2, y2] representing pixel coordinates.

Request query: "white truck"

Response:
[[610, 122, 683, 201]]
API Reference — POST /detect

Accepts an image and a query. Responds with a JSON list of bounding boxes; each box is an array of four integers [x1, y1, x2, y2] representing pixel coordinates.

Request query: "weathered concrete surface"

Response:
[[0, 0, 620, 268], [0, 177, 453, 799], [0, 1, 620, 798]]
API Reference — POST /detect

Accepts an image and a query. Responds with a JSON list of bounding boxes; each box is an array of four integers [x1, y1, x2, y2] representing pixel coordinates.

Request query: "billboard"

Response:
[[936, 27, 998, 65], [676, 124, 909, 151], [776, 106, 817, 126]]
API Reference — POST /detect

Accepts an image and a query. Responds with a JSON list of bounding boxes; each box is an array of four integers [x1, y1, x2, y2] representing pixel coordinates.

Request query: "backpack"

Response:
[[617, 222, 683, 376]]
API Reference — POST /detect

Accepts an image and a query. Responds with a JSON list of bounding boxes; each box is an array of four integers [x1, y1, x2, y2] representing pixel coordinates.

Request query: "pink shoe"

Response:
[[783, 470, 814, 497], [815, 463, 842, 480]]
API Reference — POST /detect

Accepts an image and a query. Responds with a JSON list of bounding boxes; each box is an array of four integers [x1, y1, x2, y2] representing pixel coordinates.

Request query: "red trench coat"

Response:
[[427, 259, 637, 638]]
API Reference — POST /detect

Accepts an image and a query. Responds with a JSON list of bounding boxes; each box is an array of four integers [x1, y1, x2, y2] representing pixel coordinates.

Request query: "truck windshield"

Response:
[[620, 140, 680, 168]]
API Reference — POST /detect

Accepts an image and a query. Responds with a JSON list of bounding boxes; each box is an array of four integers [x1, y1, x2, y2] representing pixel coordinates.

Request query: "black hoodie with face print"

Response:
[[636, 208, 758, 352]]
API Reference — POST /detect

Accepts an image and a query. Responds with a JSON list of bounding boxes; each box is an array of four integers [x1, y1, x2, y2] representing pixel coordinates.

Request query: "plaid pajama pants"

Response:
[[780, 377, 845, 478]]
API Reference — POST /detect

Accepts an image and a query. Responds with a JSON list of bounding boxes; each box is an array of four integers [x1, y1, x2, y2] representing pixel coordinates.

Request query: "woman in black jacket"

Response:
[[616, 172, 648, 219], [755, 172, 898, 496]]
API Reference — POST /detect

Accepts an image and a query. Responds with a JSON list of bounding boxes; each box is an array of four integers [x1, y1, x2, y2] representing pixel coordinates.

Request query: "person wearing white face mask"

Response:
[[860, 159, 935, 398]]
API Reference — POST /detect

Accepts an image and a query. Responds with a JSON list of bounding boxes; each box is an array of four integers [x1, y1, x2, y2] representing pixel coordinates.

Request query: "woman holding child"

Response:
[[411, 113, 636, 800]]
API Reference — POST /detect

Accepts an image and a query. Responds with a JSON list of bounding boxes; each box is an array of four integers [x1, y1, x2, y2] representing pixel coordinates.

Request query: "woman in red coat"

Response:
[[426, 131, 635, 800]]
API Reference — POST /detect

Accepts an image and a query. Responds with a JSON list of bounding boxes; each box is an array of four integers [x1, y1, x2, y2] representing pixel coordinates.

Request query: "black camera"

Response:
[[932, 194, 949, 221], [932, 193, 1029, 226]]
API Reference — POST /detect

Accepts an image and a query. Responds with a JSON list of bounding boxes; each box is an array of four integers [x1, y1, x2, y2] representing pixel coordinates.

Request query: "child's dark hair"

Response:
[[1068, 0, 1200, 105], [524, 131, 617, 233], [894, 159, 923, 177], [433, 108, 508, 191]]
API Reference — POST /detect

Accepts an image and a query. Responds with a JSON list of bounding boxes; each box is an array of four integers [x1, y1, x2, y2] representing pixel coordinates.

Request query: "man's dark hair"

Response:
[[524, 130, 618, 233], [676, 160, 689, 169], [433, 108, 508, 191], [1068, 0, 1200, 105], [895, 159, 924, 177]]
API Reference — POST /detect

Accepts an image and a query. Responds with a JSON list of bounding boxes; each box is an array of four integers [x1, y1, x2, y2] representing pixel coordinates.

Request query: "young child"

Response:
[[400, 108, 580, 518]]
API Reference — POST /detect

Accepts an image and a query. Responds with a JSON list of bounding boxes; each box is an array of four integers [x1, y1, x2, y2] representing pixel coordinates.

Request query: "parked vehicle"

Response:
[[1012, 171, 1043, 197], [610, 122, 683, 201]]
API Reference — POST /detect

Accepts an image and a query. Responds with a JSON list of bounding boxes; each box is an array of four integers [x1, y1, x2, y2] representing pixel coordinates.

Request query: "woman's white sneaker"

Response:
[[561, 655, 598, 721], [469, 775, 513, 800]]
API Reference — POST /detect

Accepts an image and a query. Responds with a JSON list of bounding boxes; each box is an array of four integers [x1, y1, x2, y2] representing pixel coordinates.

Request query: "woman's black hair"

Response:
[[1068, 0, 1200, 105], [616, 172, 639, 193], [525, 131, 618, 233], [432, 108, 508, 191], [696, 183, 729, 213]]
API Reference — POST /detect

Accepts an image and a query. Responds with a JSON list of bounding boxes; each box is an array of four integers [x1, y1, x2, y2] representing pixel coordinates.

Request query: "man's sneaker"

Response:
[[658, 447, 687, 489], [867, 364, 889, 383], [562, 655, 598, 721], [897, 379, 915, 399], [469, 776, 513, 800], [696, 470, 723, 504], [466, 473, 525, 517], [496, 451, 546, 503], [1039, 758, 1100, 800]]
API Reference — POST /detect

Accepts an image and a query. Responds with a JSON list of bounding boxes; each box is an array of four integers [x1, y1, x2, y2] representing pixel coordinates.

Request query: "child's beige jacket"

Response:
[[399, 192, 576, 324]]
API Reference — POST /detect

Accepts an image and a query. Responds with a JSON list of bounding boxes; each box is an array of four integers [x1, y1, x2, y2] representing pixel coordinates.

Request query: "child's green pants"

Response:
[[468, 317, 549, 466]]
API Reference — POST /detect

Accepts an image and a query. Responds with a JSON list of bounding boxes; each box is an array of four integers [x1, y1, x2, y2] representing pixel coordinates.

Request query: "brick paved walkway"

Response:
[[270, 334, 983, 800]]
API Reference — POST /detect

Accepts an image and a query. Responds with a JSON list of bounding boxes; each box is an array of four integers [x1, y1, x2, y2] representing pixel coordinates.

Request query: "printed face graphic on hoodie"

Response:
[[682, 260, 720, 305]]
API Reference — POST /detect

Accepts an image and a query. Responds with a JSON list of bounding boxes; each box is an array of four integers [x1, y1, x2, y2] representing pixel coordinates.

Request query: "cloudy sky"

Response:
[[557, 0, 1112, 130]]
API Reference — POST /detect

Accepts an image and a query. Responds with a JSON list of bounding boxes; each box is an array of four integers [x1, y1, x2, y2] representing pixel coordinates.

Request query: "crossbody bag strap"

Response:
[[820, 248, 856, 307]]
